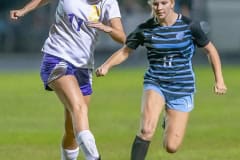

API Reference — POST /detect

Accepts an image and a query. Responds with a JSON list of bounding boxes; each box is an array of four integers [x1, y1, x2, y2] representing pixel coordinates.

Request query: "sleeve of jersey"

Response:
[[190, 21, 210, 47], [125, 28, 144, 50], [106, 0, 121, 20]]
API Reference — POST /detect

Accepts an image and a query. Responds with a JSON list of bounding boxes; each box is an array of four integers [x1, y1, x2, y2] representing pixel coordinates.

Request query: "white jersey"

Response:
[[42, 0, 121, 68]]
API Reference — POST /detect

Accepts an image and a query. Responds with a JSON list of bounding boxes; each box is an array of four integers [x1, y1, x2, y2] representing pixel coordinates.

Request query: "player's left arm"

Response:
[[107, 17, 126, 44], [203, 42, 227, 95], [191, 20, 227, 95], [87, 17, 126, 44]]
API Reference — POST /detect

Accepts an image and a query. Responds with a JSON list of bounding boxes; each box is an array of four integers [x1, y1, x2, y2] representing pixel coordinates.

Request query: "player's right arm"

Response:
[[10, 0, 52, 20], [96, 23, 143, 77], [95, 45, 133, 77]]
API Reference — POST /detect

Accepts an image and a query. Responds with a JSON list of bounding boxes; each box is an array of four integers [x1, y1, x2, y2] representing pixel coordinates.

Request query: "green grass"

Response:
[[0, 66, 239, 160]]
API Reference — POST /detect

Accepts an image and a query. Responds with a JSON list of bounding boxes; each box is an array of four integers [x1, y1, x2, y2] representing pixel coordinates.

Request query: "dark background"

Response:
[[0, 0, 239, 71]]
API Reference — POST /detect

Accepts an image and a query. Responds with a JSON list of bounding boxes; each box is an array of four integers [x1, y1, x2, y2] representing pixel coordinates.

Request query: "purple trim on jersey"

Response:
[[40, 53, 92, 96]]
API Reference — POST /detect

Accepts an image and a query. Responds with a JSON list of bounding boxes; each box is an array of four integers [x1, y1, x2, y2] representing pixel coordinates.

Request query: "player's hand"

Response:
[[10, 9, 25, 20], [95, 65, 109, 77], [86, 21, 112, 33], [214, 82, 227, 95]]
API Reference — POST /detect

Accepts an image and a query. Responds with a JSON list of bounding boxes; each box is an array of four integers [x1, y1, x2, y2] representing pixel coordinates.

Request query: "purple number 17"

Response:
[[68, 13, 84, 31]]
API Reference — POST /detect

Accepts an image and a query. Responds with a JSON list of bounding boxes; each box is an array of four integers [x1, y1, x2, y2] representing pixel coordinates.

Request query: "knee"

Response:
[[140, 127, 155, 140], [165, 144, 178, 153], [71, 103, 88, 114], [163, 141, 180, 153], [66, 103, 88, 118]]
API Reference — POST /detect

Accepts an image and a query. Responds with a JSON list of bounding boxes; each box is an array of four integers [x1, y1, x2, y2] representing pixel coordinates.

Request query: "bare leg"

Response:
[[163, 109, 189, 153], [62, 95, 91, 149], [139, 90, 165, 140], [131, 90, 165, 160], [49, 75, 100, 160], [61, 109, 79, 160], [49, 75, 89, 132]]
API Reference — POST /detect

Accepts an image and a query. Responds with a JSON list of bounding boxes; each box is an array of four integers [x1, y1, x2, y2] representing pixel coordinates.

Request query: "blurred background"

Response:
[[0, 1, 239, 159], [0, 0, 239, 71]]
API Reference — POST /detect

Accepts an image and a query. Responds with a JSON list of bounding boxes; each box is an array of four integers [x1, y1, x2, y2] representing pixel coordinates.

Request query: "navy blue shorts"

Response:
[[40, 53, 93, 96]]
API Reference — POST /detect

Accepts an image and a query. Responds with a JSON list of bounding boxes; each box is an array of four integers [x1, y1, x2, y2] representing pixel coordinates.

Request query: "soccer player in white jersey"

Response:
[[96, 0, 227, 159], [10, 0, 125, 159]]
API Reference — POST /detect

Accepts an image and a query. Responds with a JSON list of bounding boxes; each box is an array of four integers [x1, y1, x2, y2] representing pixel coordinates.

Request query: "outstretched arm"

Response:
[[95, 45, 132, 76], [203, 42, 227, 95], [87, 17, 126, 44], [10, 0, 52, 20]]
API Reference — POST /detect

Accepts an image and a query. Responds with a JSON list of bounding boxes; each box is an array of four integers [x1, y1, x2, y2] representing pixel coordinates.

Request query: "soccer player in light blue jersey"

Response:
[[10, 0, 125, 159], [96, 0, 227, 159]]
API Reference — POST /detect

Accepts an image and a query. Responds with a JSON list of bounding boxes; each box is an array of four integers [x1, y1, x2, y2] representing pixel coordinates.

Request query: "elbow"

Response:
[[111, 29, 126, 44], [115, 34, 126, 44], [120, 34, 127, 44], [120, 38, 126, 44]]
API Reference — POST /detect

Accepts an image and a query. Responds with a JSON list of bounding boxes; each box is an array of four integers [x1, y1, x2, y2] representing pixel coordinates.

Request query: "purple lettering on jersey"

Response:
[[68, 13, 74, 23], [68, 13, 84, 31], [76, 18, 84, 31]]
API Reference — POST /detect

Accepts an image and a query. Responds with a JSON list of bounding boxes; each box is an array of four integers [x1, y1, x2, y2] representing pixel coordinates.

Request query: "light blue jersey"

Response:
[[126, 15, 210, 96]]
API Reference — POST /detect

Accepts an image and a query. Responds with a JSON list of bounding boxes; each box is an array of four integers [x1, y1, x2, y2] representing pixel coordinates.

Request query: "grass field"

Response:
[[0, 66, 239, 160]]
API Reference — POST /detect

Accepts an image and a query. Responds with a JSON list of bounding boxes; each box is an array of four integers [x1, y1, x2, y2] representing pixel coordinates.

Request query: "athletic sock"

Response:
[[61, 147, 79, 160], [76, 130, 100, 160], [131, 136, 150, 160]]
